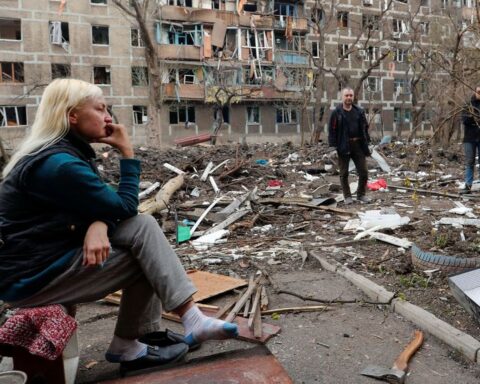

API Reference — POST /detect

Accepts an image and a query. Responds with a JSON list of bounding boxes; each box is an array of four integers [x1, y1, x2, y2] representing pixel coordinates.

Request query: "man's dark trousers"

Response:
[[338, 140, 368, 198]]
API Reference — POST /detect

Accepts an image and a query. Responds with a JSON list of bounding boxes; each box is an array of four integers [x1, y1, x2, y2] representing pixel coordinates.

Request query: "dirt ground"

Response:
[[98, 139, 480, 341]]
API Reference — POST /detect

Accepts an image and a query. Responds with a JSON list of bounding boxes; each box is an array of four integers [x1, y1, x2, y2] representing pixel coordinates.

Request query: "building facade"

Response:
[[0, 0, 476, 146]]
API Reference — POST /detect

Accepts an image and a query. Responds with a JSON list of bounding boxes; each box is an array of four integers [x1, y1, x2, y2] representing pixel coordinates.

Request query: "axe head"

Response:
[[361, 365, 405, 384]]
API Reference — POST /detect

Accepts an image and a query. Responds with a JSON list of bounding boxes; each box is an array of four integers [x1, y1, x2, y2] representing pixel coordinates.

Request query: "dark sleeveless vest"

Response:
[[0, 133, 97, 289]]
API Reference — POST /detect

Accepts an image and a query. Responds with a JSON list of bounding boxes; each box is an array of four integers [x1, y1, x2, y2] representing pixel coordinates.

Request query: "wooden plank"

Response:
[[188, 270, 248, 303]]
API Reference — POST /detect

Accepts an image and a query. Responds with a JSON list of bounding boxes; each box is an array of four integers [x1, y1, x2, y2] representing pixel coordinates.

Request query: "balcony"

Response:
[[273, 16, 308, 31], [163, 83, 205, 100], [156, 44, 202, 60], [274, 50, 308, 65]]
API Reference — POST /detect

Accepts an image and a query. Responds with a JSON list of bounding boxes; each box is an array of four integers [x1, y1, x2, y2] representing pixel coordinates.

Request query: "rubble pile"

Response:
[[97, 140, 480, 338]]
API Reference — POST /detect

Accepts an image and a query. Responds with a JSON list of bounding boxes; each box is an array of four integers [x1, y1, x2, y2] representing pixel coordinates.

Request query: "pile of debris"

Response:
[[97, 140, 480, 338]]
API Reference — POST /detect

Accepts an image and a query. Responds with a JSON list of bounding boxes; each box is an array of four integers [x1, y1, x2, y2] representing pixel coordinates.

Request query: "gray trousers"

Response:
[[13, 214, 197, 339]]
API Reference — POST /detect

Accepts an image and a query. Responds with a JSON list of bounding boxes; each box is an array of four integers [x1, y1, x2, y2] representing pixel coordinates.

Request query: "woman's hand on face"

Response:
[[96, 123, 134, 158], [83, 221, 111, 267]]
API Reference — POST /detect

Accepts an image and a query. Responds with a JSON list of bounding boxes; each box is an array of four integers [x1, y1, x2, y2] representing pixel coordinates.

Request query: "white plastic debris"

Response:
[[191, 230, 230, 251], [357, 210, 410, 230]]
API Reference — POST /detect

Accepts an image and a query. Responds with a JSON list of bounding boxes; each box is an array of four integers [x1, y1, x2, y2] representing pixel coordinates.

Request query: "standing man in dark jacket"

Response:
[[328, 87, 371, 204], [460, 86, 480, 194]]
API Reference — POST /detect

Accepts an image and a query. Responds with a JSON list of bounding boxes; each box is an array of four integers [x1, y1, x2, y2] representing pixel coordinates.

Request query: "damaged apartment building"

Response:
[[0, 0, 477, 145]]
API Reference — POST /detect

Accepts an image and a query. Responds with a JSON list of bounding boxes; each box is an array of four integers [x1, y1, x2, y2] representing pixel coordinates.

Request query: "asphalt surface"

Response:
[[1, 260, 480, 383]]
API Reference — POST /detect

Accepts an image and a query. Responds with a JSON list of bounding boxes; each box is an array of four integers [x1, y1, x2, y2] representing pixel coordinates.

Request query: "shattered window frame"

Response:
[[51, 63, 71, 79], [131, 66, 149, 86], [1, 62, 24, 83], [393, 78, 410, 95], [0, 105, 27, 127], [93, 66, 111, 85], [338, 43, 350, 59], [133, 105, 148, 125], [131, 28, 146, 47], [394, 48, 408, 63], [394, 107, 412, 123], [362, 14, 380, 31], [247, 106, 260, 124], [0, 18, 21, 40], [169, 105, 196, 124], [337, 11, 349, 28], [49, 21, 70, 45], [363, 76, 381, 93], [311, 41, 320, 58], [92, 25, 110, 45], [276, 107, 298, 124]]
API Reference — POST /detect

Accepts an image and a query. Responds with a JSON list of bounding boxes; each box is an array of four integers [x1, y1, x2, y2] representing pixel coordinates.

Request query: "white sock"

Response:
[[181, 306, 238, 346], [105, 335, 148, 362]]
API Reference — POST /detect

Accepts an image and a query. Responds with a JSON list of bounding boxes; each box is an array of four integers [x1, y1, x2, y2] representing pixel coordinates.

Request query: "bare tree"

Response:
[[112, 0, 163, 146]]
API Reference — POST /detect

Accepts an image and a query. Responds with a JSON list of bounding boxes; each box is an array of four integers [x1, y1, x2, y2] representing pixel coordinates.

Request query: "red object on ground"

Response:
[[367, 178, 387, 191], [174, 133, 214, 147], [267, 180, 283, 188], [98, 345, 293, 384]]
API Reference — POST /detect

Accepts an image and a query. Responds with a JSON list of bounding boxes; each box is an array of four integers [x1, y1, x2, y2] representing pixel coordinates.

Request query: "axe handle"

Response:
[[392, 330, 424, 372]]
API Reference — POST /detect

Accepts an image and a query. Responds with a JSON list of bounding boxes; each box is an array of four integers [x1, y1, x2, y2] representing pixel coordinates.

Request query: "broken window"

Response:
[[419, 22, 429, 35], [364, 77, 380, 93], [93, 66, 111, 85], [133, 105, 148, 125], [169, 105, 195, 124], [394, 48, 408, 62], [92, 25, 109, 45], [311, 41, 320, 58], [338, 43, 349, 59], [49, 21, 69, 47], [132, 66, 149, 86], [168, 68, 198, 84], [212, 0, 220, 9], [131, 28, 145, 47], [362, 14, 380, 31], [394, 107, 411, 123], [394, 78, 410, 95], [157, 23, 203, 46], [91, 0, 107, 4], [51, 63, 71, 79], [1, 62, 24, 83], [0, 106, 27, 127], [362, 46, 379, 61], [247, 106, 260, 124], [276, 107, 298, 124], [244, 2, 257, 12], [337, 11, 348, 28], [311, 8, 325, 26], [275, 33, 304, 52], [0, 18, 21, 40], [169, 0, 193, 5], [275, 3, 297, 16], [392, 19, 408, 36]]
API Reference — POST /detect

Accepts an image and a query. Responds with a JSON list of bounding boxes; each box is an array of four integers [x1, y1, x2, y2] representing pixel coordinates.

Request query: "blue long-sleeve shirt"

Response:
[[0, 153, 140, 301]]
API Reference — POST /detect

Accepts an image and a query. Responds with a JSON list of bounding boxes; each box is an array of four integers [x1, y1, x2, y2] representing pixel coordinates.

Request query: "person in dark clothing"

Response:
[[328, 87, 371, 204], [0, 79, 237, 372], [460, 86, 480, 194]]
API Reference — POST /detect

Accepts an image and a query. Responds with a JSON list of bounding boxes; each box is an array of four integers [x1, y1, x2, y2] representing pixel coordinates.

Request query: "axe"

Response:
[[361, 330, 424, 384]]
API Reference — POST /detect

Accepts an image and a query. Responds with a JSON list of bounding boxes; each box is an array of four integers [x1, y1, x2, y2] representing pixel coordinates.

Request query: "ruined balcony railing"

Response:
[[274, 50, 309, 65], [163, 83, 205, 100], [273, 16, 308, 31], [156, 44, 202, 60]]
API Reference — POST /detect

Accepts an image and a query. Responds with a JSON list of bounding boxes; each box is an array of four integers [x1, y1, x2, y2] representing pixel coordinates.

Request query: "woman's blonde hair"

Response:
[[2, 79, 103, 178]]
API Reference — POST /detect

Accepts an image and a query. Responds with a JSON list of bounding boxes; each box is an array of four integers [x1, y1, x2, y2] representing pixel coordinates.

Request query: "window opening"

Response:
[[0, 106, 27, 126], [93, 66, 111, 85], [1, 62, 24, 83], [133, 105, 148, 125], [51, 63, 71, 79], [92, 25, 109, 45]]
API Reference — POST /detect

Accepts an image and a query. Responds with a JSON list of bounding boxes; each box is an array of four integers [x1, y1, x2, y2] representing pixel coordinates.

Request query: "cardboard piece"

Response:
[[188, 270, 247, 302]]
